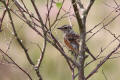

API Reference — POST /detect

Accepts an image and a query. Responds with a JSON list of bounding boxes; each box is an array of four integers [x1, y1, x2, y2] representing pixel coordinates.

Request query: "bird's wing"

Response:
[[67, 33, 80, 42], [65, 33, 80, 53]]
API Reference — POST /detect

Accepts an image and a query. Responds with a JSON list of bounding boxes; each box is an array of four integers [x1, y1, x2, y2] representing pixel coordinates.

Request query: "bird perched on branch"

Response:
[[57, 25, 80, 58], [57, 25, 96, 60]]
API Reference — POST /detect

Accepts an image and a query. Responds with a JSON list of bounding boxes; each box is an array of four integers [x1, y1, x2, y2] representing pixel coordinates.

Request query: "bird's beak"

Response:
[[57, 27, 63, 30]]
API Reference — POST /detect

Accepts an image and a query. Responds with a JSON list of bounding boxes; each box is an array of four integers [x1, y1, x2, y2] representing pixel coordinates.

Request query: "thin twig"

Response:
[[1, 0, 34, 66], [35, 33, 47, 69], [86, 43, 120, 79], [85, 35, 120, 67], [0, 48, 32, 80], [83, 0, 95, 23], [50, 0, 65, 28], [102, 69, 108, 80], [85, 46, 96, 60], [0, 0, 9, 32], [86, 4, 120, 35], [86, 12, 120, 42], [113, 0, 119, 7]]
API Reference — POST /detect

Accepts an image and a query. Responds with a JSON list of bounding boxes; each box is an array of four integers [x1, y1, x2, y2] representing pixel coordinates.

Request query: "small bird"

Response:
[[57, 25, 96, 60], [57, 25, 80, 57]]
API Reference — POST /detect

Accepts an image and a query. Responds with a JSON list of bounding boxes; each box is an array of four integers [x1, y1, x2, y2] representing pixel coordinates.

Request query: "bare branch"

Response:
[[0, 48, 32, 80], [1, 0, 34, 66], [104, 27, 120, 42], [45, 0, 53, 27], [85, 46, 96, 60], [77, 0, 84, 9], [113, 0, 119, 7], [1, 0, 119, 80], [71, 0, 87, 80], [86, 4, 120, 35], [86, 43, 120, 79], [35, 35, 47, 68], [0, 0, 9, 32], [71, 0, 83, 34], [30, 0, 46, 29], [84, 0, 95, 20], [86, 12, 120, 42], [102, 69, 108, 80], [85, 34, 120, 67], [50, 0, 65, 29]]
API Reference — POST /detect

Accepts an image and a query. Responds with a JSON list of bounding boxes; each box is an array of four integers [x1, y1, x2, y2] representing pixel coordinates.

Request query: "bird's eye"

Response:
[[64, 27, 68, 29]]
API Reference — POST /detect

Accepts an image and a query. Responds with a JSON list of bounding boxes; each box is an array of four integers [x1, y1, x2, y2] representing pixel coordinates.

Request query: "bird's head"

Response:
[[57, 25, 73, 34]]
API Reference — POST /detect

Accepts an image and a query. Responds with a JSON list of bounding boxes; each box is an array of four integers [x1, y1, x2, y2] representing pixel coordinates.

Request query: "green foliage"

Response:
[[56, 2, 62, 9]]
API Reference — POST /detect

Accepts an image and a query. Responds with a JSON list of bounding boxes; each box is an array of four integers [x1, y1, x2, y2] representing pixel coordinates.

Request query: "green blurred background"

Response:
[[0, 0, 120, 80]]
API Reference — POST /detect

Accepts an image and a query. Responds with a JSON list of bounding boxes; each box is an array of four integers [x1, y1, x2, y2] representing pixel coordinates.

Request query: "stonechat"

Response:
[[57, 25, 80, 57]]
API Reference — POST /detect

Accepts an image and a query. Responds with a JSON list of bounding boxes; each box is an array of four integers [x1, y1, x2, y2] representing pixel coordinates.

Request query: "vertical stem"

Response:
[[78, 37, 85, 80], [71, 0, 83, 34], [78, 20, 86, 80], [71, 0, 86, 80]]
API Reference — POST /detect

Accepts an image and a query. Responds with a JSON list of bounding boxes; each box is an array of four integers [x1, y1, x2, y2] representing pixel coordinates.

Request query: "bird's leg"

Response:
[[69, 50, 77, 57]]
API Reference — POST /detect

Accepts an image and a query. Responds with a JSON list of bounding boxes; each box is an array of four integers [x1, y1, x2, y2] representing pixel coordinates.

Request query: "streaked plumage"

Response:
[[57, 25, 80, 56]]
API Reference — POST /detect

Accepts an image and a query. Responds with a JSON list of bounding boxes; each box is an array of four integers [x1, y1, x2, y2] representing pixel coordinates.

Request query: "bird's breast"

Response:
[[64, 38, 74, 50]]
